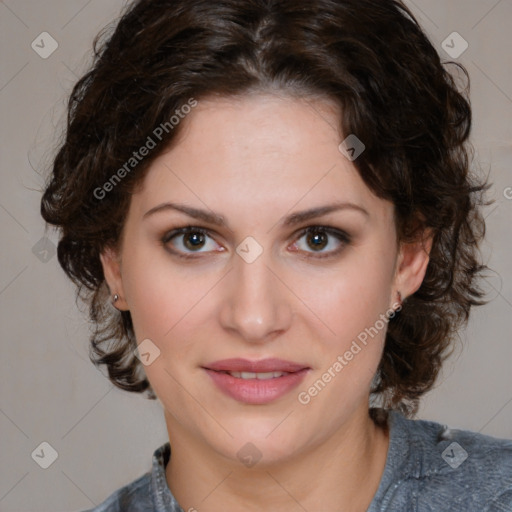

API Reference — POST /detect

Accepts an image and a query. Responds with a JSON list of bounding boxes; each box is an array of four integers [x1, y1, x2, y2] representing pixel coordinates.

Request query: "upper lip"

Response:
[[203, 358, 309, 373]]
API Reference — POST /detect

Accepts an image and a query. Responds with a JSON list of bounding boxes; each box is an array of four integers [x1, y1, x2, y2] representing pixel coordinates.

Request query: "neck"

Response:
[[165, 406, 390, 512]]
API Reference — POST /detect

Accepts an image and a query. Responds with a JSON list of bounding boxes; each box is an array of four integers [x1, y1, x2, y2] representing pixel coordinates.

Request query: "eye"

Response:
[[161, 225, 350, 260], [290, 226, 350, 258], [161, 226, 223, 257]]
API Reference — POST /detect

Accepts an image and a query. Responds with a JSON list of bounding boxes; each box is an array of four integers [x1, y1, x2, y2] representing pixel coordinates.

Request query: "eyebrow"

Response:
[[143, 201, 369, 228]]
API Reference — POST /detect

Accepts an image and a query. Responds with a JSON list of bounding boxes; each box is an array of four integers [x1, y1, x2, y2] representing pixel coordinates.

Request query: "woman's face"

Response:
[[102, 94, 426, 466]]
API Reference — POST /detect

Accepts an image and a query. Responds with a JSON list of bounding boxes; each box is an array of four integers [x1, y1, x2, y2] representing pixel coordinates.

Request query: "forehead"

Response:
[[129, 94, 392, 224]]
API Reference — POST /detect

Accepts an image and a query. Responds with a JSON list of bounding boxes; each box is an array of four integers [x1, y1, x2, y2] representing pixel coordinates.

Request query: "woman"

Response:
[[41, 0, 512, 510]]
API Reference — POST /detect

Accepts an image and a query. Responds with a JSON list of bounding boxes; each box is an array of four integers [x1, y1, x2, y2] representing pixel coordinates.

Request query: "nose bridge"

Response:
[[219, 246, 291, 342]]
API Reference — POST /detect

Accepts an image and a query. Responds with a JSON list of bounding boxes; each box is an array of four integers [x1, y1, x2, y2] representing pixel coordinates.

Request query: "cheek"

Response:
[[120, 243, 198, 341], [294, 247, 396, 349], [296, 273, 392, 413], [120, 247, 210, 400], [121, 242, 224, 380]]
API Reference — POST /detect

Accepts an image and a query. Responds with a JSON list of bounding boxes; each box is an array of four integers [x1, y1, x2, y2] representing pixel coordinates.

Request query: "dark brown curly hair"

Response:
[[41, 0, 489, 415]]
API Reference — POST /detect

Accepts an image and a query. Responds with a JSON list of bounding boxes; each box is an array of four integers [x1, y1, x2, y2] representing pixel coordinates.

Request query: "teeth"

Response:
[[227, 371, 289, 380]]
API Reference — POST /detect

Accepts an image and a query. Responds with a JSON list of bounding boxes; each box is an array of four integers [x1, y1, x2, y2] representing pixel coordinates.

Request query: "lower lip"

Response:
[[204, 369, 309, 405]]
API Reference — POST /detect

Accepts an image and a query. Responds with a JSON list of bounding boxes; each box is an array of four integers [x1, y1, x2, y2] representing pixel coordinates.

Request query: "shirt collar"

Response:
[[151, 442, 184, 512]]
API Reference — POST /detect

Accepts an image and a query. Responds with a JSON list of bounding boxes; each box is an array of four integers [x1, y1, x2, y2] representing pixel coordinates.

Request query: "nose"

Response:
[[219, 250, 293, 344]]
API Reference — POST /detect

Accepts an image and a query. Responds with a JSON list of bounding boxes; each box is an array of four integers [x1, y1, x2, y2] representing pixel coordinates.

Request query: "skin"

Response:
[[101, 93, 432, 511]]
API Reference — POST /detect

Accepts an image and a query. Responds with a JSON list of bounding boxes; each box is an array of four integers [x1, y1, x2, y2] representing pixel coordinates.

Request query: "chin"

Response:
[[210, 416, 310, 467]]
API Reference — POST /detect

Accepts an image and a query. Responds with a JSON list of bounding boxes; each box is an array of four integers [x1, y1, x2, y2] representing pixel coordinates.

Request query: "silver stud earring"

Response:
[[113, 294, 119, 303]]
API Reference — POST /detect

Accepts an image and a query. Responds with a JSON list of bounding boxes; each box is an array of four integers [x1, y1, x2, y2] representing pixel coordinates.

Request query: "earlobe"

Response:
[[99, 246, 128, 310]]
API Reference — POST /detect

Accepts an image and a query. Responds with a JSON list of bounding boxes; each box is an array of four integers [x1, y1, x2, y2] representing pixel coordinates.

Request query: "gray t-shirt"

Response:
[[85, 410, 512, 511]]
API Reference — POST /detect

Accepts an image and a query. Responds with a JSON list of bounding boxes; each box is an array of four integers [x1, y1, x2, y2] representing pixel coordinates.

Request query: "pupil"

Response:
[[309, 231, 327, 251], [185, 232, 205, 250]]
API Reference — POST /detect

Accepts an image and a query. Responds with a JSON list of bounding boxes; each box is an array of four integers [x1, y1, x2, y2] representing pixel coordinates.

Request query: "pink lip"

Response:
[[202, 358, 310, 405], [204, 358, 308, 373]]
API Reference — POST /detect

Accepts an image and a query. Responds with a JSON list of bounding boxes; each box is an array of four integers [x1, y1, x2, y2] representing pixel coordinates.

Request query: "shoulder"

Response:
[[392, 415, 512, 512], [82, 472, 153, 512], [81, 442, 178, 512], [385, 411, 512, 511]]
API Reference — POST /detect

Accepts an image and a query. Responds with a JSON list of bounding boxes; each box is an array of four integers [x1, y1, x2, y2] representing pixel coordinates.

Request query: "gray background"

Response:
[[0, 0, 511, 510]]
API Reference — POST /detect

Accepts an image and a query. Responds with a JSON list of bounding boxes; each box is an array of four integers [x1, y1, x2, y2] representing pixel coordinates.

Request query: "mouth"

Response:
[[203, 357, 309, 373], [216, 370, 292, 380], [202, 358, 310, 404]]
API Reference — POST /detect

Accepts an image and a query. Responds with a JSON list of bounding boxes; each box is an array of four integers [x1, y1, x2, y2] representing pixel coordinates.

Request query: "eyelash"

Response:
[[161, 225, 351, 260]]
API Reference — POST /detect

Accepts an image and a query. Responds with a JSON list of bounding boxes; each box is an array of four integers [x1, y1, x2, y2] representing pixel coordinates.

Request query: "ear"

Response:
[[393, 228, 433, 301], [100, 246, 129, 310]]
